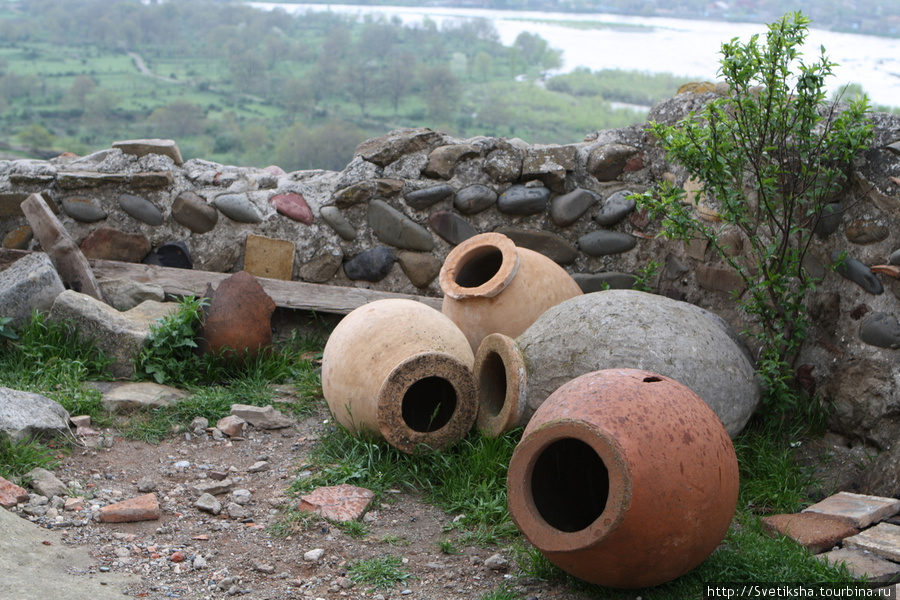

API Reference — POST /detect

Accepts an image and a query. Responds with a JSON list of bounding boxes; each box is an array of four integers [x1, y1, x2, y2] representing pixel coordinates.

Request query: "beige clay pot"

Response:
[[321, 299, 477, 454], [439, 232, 582, 352]]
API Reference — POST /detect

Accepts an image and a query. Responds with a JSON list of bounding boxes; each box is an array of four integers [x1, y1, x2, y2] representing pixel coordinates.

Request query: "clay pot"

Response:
[[507, 368, 739, 588], [439, 232, 582, 352], [321, 299, 477, 454], [474, 289, 760, 438], [198, 271, 275, 364]]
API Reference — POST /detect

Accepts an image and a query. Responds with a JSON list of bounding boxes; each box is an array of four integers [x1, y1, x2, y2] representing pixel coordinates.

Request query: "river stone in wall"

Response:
[[515, 290, 761, 437]]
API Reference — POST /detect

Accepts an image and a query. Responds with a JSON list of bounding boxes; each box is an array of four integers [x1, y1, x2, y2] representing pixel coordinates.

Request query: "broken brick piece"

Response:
[[298, 484, 374, 523]]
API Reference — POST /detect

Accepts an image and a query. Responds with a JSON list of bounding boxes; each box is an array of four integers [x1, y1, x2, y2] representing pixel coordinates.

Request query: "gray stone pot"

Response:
[[474, 290, 761, 438]]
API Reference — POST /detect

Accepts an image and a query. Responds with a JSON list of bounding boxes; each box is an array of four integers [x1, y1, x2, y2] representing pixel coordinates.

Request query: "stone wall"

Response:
[[1, 93, 899, 448]]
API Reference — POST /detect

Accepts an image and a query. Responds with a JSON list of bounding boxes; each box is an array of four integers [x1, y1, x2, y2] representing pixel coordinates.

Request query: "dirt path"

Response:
[[10, 401, 596, 600], [127, 51, 181, 84]]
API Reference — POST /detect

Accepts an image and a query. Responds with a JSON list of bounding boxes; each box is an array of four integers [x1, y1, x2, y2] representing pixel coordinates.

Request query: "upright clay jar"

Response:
[[439, 232, 582, 353], [507, 368, 739, 588], [321, 299, 477, 454]]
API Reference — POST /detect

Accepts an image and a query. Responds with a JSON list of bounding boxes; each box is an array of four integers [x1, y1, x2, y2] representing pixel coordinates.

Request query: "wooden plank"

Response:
[[1, 248, 443, 314], [0, 248, 28, 270], [89, 258, 444, 314], [21, 193, 104, 300]]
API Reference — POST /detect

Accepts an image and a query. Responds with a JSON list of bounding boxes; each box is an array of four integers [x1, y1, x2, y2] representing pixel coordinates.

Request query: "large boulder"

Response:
[[0, 253, 65, 328], [0, 387, 70, 442], [48, 290, 178, 379]]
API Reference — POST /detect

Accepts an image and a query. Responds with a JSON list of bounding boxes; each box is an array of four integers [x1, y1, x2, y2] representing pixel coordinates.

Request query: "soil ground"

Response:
[[25, 400, 596, 600]]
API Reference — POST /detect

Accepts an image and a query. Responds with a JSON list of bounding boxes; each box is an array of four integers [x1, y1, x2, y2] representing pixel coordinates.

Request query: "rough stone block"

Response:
[[48, 291, 178, 379], [817, 547, 900, 583], [244, 234, 295, 281], [803, 492, 900, 529], [843, 523, 900, 562], [229, 404, 293, 429], [760, 512, 858, 554], [0, 389, 70, 444], [99, 382, 188, 413], [0, 252, 65, 327], [113, 139, 183, 165]]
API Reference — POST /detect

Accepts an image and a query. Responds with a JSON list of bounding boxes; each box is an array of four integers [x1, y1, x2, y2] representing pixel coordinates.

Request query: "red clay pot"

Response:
[[507, 368, 738, 589], [321, 299, 477, 454], [439, 232, 582, 352]]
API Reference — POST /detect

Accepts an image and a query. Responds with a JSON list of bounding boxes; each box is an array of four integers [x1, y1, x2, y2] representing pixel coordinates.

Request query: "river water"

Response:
[[248, 2, 900, 108]]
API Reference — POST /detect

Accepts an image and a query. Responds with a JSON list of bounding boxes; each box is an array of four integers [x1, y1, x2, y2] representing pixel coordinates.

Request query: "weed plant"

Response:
[[347, 555, 414, 591], [125, 297, 325, 442], [0, 435, 59, 484], [0, 312, 112, 423]]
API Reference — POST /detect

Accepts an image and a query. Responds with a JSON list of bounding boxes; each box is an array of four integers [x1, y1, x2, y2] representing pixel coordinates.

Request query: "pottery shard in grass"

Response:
[[198, 271, 275, 364]]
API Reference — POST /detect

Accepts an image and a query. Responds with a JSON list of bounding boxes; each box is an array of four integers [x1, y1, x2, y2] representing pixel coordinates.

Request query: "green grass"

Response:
[[347, 555, 414, 591], [0, 312, 113, 424], [290, 427, 520, 543], [0, 435, 59, 484]]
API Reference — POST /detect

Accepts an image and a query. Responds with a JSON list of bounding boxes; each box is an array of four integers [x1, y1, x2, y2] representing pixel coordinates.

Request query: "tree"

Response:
[[273, 120, 367, 172], [146, 100, 206, 138], [67, 75, 96, 111], [343, 58, 381, 117], [18, 123, 55, 152], [472, 51, 492, 82], [381, 51, 416, 115], [635, 13, 873, 410], [420, 64, 461, 123]]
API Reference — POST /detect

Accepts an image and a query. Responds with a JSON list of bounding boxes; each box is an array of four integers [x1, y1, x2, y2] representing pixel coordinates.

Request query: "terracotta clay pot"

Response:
[[474, 290, 760, 438], [507, 368, 739, 589], [321, 299, 477, 454], [439, 232, 582, 352], [198, 270, 275, 365]]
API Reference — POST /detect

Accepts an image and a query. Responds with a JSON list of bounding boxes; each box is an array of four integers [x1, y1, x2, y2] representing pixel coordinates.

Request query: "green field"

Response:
[[0, 0, 695, 169]]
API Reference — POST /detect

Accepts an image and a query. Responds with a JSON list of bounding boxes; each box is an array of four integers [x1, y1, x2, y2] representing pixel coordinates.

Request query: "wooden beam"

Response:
[[0, 249, 442, 314]]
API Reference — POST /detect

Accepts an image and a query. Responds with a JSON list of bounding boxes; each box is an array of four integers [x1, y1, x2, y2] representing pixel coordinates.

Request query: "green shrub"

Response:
[[634, 12, 873, 412]]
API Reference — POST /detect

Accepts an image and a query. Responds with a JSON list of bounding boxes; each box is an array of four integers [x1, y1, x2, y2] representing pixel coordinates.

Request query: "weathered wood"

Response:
[[0, 248, 28, 271], [871, 265, 900, 279], [20, 193, 104, 300], [0, 249, 444, 314]]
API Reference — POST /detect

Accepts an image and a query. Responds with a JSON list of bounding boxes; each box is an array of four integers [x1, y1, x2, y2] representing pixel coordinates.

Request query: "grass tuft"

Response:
[[0, 435, 59, 484], [347, 555, 413, 591]]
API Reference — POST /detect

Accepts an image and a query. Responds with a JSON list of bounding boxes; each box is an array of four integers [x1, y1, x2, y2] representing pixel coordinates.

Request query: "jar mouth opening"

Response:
[[474, 333, 525, 437], [531, 438, 609, 533], [401, 376, 457, 433], [378, 352, 478, 454], [440, 233, 519, 300], [507, 420, 631, 552]]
